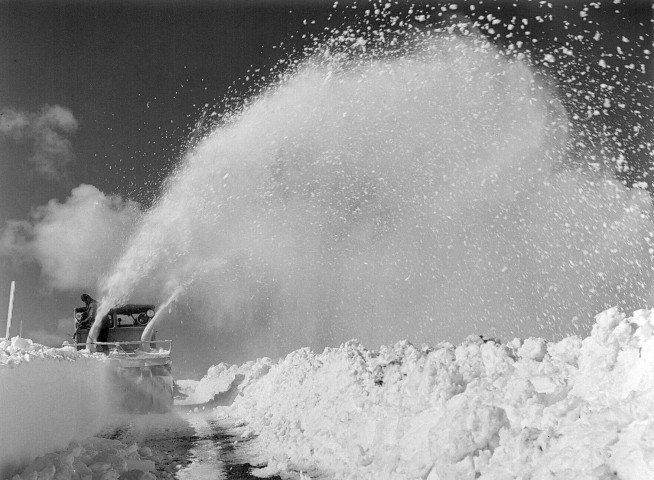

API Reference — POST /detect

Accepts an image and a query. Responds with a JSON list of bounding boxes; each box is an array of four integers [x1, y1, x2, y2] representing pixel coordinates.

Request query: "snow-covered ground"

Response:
[[0, 338, 116, 479], [6, 307, 654, 479], [202, 307, 654, 479]]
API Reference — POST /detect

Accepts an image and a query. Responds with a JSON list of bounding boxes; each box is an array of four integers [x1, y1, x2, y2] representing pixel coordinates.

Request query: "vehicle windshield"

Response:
[[110, 312, 149, 328]]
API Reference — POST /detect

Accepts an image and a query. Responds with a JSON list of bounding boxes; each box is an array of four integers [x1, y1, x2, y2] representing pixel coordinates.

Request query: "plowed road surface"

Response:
[[105, 411, 282, 480]]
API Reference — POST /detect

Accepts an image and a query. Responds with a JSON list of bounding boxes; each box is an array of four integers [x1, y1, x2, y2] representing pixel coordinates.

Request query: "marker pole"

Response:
[[5, 281, 15, 339]]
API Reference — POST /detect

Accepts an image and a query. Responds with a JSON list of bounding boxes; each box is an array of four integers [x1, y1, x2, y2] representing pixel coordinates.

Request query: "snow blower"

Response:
[[71, 304, 174, 413]]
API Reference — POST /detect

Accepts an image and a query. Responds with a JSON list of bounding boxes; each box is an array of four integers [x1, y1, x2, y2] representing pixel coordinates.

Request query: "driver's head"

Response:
[[81, 293, 91, 304]]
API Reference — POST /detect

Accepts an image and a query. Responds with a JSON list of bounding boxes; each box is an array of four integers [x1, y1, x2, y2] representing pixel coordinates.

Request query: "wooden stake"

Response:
[[5, 281, 15, 339]]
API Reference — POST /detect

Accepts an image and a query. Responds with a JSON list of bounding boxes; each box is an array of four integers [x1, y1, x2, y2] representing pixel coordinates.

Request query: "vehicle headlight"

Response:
[[146, 309, 155, 318], [75, 312, 83, 321]]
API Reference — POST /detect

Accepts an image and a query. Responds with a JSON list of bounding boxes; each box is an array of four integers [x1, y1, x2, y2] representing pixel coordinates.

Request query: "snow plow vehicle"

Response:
[[72, 304, 173, 413]]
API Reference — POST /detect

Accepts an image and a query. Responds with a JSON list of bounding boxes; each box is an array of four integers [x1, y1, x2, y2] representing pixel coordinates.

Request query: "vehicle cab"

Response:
[[73, 304, 157, 351]]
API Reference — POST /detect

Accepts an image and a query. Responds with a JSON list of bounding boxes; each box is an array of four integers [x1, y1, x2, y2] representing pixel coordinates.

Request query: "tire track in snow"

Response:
[[107, 412, 282, 479]]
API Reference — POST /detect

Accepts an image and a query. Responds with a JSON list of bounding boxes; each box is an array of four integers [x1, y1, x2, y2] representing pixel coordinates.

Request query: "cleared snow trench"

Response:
[[176, 414, 282, 480], [177, 414, 227, 480], [100, 412, 279, 480], [9, 307, 654, 479]]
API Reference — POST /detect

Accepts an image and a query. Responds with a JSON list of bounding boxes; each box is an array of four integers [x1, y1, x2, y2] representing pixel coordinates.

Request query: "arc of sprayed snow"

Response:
[[140, 285, 186, 351]]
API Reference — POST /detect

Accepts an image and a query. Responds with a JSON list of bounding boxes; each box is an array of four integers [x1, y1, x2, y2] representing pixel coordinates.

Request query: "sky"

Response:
[[0, 0, 652, 379], [0, 0, 335, 350]]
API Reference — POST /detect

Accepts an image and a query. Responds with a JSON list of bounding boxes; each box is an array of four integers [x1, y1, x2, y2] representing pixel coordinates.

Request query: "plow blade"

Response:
[[106, 346, 174, 414]]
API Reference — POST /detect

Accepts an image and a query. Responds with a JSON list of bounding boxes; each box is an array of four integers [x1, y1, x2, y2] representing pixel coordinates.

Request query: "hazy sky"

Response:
[[0, 0, 651, 378], [0, 0, 334, 344]]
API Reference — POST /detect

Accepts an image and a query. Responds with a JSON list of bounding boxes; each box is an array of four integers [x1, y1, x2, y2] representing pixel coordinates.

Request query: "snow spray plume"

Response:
[[99, 26, 653, 370], [141, 283, 186, 346]]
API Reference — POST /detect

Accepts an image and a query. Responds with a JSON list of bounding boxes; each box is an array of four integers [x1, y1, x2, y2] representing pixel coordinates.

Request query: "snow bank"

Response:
[[5, 436, 158, 480], [0, 337, 115, 479], [177, 361, 272, 406], [198, 307, 654, 479]]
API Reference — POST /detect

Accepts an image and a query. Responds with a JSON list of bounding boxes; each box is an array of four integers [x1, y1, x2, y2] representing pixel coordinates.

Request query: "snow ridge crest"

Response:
[[203, 307, 654, 479]]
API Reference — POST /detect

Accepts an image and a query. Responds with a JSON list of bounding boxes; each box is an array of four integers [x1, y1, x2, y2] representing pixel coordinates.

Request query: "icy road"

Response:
[[101, 411, 283, 480]]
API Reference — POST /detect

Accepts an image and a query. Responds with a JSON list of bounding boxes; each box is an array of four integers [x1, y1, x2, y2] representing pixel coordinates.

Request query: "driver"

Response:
[[81, 294, 97, 324]]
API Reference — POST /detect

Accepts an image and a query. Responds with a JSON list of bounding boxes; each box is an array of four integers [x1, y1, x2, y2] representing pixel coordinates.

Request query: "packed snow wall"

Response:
[[0, 338, 114, 479], [198, 307, 654, 480]]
